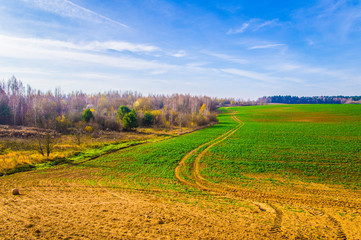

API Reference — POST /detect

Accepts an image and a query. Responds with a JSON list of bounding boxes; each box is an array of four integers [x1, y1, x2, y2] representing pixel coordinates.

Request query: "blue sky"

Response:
[[0, 0, 360, 99]]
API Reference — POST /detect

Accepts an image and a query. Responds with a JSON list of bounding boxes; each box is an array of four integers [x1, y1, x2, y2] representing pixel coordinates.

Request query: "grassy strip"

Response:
[[0, 139, 159, 176]]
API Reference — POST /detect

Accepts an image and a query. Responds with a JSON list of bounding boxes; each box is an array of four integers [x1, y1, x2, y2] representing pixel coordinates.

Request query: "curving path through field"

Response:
[[175, 110, 357, 239], [175, 112, 285, 236]]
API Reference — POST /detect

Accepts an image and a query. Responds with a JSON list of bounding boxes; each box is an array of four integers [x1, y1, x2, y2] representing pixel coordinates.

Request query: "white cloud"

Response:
[[0, 34, 174, 71], [149, 70, 167, 75], [83, 41, 160, 53], [227, 23, 250, 34], [185, 62, 209, 69], [22, 0, 129, 28], [202, 51, 248, 64], [254, 19, 279, 31], [228, 18, 280, 35], [0, 66, 51, 76], [248, 44, 286, 50], [271, 63, 301, 72], [221, 68, 276, 83], [172, 50, 186, 57], [0, 34, 159, 53]]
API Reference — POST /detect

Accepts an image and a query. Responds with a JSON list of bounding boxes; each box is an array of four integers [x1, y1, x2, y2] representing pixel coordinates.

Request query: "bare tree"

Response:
[[37, 132, 54, 157]]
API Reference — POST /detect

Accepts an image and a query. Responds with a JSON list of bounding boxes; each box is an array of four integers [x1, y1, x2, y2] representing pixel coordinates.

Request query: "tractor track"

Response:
[[175, 111, 352, 239], [301, 205, 347, 240], [175, 112, 285, 236]]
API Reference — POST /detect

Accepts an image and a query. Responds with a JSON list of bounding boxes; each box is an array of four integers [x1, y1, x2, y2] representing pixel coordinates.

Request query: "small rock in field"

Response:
[[12, 189, 20, 195]]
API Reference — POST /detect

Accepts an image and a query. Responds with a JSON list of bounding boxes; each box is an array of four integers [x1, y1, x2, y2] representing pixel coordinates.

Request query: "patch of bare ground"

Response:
[[2, 167, 274, 240]]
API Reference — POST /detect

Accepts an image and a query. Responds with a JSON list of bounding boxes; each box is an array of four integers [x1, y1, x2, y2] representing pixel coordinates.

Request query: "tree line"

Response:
[[0, 77, 218, 132], [258, 95, 361, 104]]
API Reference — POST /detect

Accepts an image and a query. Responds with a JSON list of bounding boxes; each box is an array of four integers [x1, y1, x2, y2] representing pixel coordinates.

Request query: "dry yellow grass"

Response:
[[0, 126, 201, 174]]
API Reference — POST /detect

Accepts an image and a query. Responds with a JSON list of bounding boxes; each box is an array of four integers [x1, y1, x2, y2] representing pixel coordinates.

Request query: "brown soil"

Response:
[[1, 168, 275, 240]]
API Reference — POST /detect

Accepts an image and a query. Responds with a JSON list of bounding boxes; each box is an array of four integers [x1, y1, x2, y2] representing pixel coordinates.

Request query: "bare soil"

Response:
[[1, 167, 274, 240], [1, 165, 360, 239]]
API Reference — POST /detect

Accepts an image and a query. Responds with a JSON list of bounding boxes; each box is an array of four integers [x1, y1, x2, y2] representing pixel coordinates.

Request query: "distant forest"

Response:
[[258, 95, 361, 104], [0, 77, 221, 131], [1, 77, 359, 132]]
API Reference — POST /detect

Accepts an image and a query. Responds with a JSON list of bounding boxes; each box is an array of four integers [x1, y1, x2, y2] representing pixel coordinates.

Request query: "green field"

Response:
[[78, 104, 361, 190], [80, 113, 236, 190], [203, 104, 361, 189]]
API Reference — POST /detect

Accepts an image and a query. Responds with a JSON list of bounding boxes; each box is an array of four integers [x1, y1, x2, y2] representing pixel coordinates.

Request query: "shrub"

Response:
[[142, 111, 154, 127], [82, 109, 94, 122], [117, 106, 131, 121], [123, 109, 138, 131], [84, 126, 93, 133]]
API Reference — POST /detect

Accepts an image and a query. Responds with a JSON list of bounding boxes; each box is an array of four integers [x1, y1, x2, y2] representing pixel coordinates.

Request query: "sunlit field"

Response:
[[1, 104, 361, 239]]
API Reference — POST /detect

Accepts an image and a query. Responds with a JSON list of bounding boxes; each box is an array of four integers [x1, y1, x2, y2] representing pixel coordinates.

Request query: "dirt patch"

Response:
[[1, 168, 272, 240]]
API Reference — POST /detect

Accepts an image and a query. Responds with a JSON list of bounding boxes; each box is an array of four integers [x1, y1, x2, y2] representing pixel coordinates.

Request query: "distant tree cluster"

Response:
[[213, 98, 261, 107], [258, 95, 361, 104], [0, 77, 218, 132]]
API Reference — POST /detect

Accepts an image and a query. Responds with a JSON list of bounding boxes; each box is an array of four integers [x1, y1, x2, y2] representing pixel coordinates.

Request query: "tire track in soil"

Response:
[[268, 204, 283, 235], [175, 112, 243, 189], [175, 112, 284, 237], [301, 205, 347, 240], [175, 112, 352, 239]]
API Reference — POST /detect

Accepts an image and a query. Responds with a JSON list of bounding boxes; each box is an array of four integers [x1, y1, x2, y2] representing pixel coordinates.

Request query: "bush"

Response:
[[84, 126, 93, 133], [123, 109, 138, 131], [117, 106, 131, 121], [55, 115, 71, 133], [142, 111, 154, 127], [82, 109, 94, 122]]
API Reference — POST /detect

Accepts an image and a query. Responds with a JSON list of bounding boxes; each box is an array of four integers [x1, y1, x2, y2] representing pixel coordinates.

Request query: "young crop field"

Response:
[[202, 104, 361, 189], [1, 104, 361, 239]]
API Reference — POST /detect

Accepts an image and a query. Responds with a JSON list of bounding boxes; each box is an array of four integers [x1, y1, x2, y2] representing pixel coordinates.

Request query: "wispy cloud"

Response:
[[293, 0, 361, 42], [248, 44, 286, 50], [22, 0, 129, 28], [254, 19, 279, 31], [221, 68, 276, 83], [83, 41, 159, 53], [0, 34, 159, 54], [227, 23, 249, 34], [0, 34, 173, 71], [202, 51, 248, 64], [227, 18, 279, 34], [172, 50, 186, 58]]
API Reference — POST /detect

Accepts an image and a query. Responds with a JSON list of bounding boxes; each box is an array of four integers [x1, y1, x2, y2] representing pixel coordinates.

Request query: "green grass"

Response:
[[36, 139, 150, 170], [28, 104, 361, 191], [202, 104, 361, 189], [77, 110, 237, 191]]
